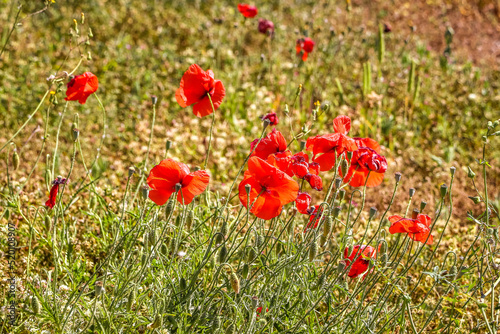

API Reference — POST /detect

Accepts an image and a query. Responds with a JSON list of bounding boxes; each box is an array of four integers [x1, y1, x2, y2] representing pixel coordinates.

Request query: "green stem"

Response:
[[204, 94, 217, 170]]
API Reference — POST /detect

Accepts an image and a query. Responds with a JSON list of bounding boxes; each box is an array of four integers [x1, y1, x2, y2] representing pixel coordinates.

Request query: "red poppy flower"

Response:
[[388, 214, 433, 245], [251, 128, 289, 160], [341, 146, 387, 188], [64, 72, 98, 104], [258, 18, 274, 35], [296, 37, 315, 61], [261, 112, 278, 126], [147, 159, 209, 205], [256, 306, 269, 317], [304, 173, 323, 191], [344, 245, 376, 278], [305, 205, 323, 230], [238, 3, 258, 18], [266, 150, 293, 175], [333, 115, 351, 135], [296, 192, 311, 214], [45, 177, 68, 209], [239, 157, 299, 220], [175, 64, 226, 118]]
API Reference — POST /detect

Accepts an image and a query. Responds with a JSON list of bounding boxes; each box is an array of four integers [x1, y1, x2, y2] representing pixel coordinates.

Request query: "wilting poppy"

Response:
[[344, 245, 376, 278], [251, 128, 289, 160], [296, 37, 315, 61], [258, 18, 274, 35], [45, 177, 68, 209], [64, 72, 98, 104], [296, 192, 311, 214], [388, 214, 433, 245], [306, 115, 358, 171], [175, 64, 226, 118], [238, 3, 258, 18], [261, 112, 278, 126], [147, 159, 209, 205], [239, 157, 299, 220], [341, 144, 387, 187], [304, 173, 323, 191]]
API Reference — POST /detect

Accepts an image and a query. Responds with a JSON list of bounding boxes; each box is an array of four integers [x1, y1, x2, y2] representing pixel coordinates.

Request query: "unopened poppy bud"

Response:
[[440, 184, 448, 197], [450, 166, 456, 176], [369, 207, 377, 219], [186, 210, 194, 230], [12, 150, 20, 170], [175, 183, 182, 192], [165, 200, 174, 218], [128, 167, 135, 178], [255, 233, 263, 248], [420, 201, 427, 212], [409, 188, 415, 198], [395, 172, 402, 183], [229, 272, 240, 294], [165, 140, 172, 152], [180, 277, 187, 291], [245, 183, 251, 195], [411, 208, 419, 219], [335, 177, 342, 189], [346, 245, 353, 259], [263, 118, 271, 129], [141, 185, 150, 200], [72, 128, 79, 141], [147, 314, 163, 329], [339, 189, 346, 202], [218, 245, 227, 263], [346, 151, 353, 161], [95, 281, 104, 297], [319, 234, 327, 247], [242, 263, 250, 279], [341, 160, 349, 178], [332, 206, 341, 218], [31, 295, 40, 315], [309, 241, 318, 262], [323, 215, 332, 237], [151, 95, 157, 105], [252, 296, 259, 309], [337, 261, 346, 275], [467, 166, 475, 179], [468, 196, 481, 204], [378, 241, 387, 254], [247, 247, 257, 263], [299, 140, 306, 151]]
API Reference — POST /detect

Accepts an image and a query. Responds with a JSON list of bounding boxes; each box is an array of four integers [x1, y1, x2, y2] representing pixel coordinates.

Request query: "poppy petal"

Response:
[[332, 115, 351, 135], [177, 170, 210, 204]]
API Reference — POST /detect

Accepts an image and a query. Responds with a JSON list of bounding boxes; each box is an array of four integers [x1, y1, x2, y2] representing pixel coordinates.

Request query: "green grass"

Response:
[[1, 0, 499, 333]]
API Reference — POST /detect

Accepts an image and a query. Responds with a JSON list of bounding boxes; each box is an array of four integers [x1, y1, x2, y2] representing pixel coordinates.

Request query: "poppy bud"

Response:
[[151, 95, 157, 105], [247, 247, 257, 263], [440, 184, 448, 198], [175, 183, 182, 192], [346, 244, 353, 259], [141, 185, 150, 200], [72, 128, 79, 141], [165, 200, 174, 219], [341, 159, 349, 178], [394, 172, 402, 183], [369, 207, 377, 219], [180, 277, 187, 291], [245, 183, 251, 195], [411, 208, 419, 219], [467, 166, 475, 179], [468, 196, 481, 204], [409, 188, 415, 198], [31, 295, 40, 315], [450, 166, 456, 176], [378, 241, 387, 254], [300, 140, 306, 151], [323, 215, 332, 237], [186, 210, 194, 230], [337, 261, 346, 275], [147, 314, 163, 330], [255, 233, 263, 249], [335, 177, 342, 189], [309, 241, 318, 262], [263, 118, 271, 129], [242, 263, 250, 279], [332, 206, 341, 218], [95, 281, 104, 297], [287, 219, 295, 235], [12, 150, 20, 170], [218, 245, 227, 264], [339, 189, 346, 202], [346, 151, 353, 161], [230, 272, 240, 294], [251, 296, 259, 309], [420, 201, 427, 212], [380, 253, 388, 265], [320, 234, 327, 247]]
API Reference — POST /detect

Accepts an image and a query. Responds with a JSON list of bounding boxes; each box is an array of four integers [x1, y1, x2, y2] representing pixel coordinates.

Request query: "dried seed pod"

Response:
[[309, 241, 318, 262], [229, 273, 240, 294]]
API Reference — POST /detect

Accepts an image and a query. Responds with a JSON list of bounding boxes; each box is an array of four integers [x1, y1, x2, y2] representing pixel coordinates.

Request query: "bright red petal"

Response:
[[333, 115, 351, 135], [178, 170, 210, 204]]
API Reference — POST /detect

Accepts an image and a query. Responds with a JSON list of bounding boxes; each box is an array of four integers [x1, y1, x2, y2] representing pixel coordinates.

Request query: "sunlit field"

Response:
[[1, 0, 499, 333]]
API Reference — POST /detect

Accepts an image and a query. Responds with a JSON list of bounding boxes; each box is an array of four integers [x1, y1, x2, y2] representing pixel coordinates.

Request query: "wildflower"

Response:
[[306, 116, 358, 171], [175, 64, 226, 118], [45, 177, 68, 209], [64, 72, 98, 104], [238, 157, 299, 220], [147, 159, 209, 205], [251, 128, 289, 160], [261, 112, 278, 126], [388, 214, 433, 245], [296, 192, 311, 214], [296, 37, 315, 61], [341, 145, 387, 187], [304, 173, 323, 191], [344, 245, 376, 278], [258, 18, 274, 35], [237, 3, 258, 18], [306, 205, 323, 230], [256, 306, 269, 317]]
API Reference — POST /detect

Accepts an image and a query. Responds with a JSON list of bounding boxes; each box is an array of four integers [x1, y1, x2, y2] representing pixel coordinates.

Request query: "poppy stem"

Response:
[[204, 94, 217, 170], [144, 99, 157, 170]]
